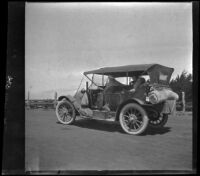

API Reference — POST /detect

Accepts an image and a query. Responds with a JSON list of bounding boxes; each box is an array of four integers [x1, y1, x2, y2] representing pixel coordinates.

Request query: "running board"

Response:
[[91, 117, 116, 122], [104, 118, 115, 122], [79, 110, 116, 121]]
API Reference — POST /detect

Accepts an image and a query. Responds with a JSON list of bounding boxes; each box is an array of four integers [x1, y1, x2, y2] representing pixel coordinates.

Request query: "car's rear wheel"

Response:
[[119, 103, 149, 135], [149, 113, 168, 128], [56, 100, 76, 125]]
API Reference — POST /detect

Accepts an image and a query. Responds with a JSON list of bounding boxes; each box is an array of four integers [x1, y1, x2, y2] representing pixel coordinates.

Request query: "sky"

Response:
[[25, 2, 192, 99]]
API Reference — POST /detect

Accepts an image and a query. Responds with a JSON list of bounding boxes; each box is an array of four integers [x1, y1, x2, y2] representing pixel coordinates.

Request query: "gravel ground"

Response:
[[25, 109, 193, 172]]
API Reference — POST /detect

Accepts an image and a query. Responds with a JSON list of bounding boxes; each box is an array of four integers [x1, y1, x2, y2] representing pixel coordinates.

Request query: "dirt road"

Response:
[[25, 109, 192, 171]]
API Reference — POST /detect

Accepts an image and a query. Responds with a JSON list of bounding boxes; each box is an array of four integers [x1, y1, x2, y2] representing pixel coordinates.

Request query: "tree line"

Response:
[[170, 70, 192, 103]]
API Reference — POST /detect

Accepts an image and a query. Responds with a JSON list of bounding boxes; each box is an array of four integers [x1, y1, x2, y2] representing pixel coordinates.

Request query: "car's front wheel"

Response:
[[119, 103, 149, 135], [56, 100, 76, 125]]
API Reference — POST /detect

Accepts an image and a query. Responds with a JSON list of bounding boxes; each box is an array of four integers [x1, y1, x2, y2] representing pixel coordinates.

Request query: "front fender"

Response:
[[57, 95, 81, 112], [58, 95, 94, 117], [58, 95, 76, 102]]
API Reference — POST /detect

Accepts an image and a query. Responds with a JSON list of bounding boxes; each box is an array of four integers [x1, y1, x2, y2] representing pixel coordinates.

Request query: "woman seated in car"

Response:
[[130, 76, 146, 92]]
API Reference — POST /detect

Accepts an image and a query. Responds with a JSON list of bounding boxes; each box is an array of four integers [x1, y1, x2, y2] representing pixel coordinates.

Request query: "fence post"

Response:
[[27, 91, 30, 109], [182, 91, 185, 112], [54, 92, 57, 109]]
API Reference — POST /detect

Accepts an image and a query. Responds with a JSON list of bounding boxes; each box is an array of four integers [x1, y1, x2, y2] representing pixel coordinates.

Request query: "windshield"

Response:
[[87, 74, 108, 88]]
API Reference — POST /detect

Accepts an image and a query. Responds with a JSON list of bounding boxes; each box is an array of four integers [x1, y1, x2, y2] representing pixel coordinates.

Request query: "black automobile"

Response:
[[56, 63, 178, 135]]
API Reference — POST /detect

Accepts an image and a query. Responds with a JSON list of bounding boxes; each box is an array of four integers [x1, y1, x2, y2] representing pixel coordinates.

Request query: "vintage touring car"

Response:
[[55, 64, 179, 135]]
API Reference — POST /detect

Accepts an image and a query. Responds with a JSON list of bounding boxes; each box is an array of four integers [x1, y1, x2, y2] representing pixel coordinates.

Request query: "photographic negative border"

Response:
[[2, 1, 199, 175]]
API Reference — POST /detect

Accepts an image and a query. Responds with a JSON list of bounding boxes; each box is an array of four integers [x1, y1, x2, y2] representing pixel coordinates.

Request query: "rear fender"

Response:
[[115, 98, 145, 121]]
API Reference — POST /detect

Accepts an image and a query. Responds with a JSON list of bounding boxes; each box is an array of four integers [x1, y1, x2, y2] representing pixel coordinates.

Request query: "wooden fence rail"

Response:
[[26, 92, 57, 109], [25, 91, 191, 112]]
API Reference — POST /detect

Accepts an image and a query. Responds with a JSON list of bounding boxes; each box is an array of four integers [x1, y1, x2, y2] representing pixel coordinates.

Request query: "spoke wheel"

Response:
[[56, 100, 76, 125], [119, 103, 149, 135], [149, 113, 168, 128]]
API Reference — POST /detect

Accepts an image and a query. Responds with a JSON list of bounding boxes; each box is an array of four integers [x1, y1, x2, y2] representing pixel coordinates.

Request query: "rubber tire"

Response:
[[119, 103, 149, 135], [56, 100, 76, 125], [149, 114, 168, 128]]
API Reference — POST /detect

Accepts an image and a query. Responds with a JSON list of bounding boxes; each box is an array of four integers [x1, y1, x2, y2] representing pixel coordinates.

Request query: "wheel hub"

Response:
[[129, 114, 137, 122], [62, 108, 68, 114]]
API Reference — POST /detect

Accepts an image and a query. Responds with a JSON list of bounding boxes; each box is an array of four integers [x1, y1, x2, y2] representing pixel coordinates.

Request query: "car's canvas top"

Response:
[[84, 63, 174, 78]]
